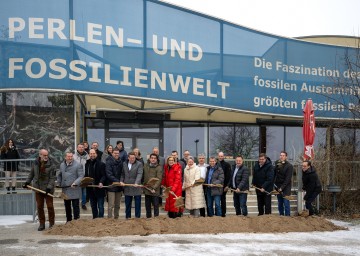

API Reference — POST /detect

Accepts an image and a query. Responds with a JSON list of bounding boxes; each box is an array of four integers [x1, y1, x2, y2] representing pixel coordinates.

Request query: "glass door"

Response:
[[106, 120, 163, 161]]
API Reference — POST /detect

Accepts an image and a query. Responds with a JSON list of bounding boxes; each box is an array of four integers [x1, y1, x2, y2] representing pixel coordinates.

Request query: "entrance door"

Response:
[[106, 121, 163, 160], [109, 136, 160, 160]]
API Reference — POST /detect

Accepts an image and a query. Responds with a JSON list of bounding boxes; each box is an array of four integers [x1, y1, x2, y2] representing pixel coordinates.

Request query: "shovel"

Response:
[[273, 184, 296, 200], [110, 181, 157, 193], [183, 178, 206, 190], [79, 177, 95, 187], [230, 188, 251, 194], [169, 191, 184, 208], [162, 186, 172, 199], [203, 184, 223, 188], [26, 185, 69, 200], [252, 185, 271, 195]]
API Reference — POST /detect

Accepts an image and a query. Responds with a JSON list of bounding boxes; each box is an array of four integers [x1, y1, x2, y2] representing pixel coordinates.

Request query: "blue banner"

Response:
[[0, 0, 358, 118]]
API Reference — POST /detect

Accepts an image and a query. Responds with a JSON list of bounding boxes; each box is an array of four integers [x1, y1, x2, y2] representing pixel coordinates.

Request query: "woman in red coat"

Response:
[[162, 156, 183, 218]]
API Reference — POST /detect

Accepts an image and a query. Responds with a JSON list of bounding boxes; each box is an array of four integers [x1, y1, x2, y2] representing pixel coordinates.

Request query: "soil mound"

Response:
[[45, 215, 346, 237]]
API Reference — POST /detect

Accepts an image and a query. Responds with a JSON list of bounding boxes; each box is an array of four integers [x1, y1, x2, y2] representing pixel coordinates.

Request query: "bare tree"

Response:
[[211, 126, 259, 158]]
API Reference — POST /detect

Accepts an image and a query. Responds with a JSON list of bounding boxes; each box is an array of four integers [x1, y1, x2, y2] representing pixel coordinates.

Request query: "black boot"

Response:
[[6, 187, 10, 194], [12, 187, 17, 194], [38, 224, 45, 231]]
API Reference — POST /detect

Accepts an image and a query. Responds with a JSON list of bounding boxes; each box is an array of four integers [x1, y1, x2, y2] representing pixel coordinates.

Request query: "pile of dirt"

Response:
[[45, 215, 346, 237]]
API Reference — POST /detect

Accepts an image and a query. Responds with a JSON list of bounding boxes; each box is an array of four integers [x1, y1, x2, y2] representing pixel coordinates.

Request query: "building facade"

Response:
[[1, 0, 359, 165]]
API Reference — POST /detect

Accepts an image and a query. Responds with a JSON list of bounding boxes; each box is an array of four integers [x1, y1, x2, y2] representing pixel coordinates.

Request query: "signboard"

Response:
[[0, 0, 359, 118]]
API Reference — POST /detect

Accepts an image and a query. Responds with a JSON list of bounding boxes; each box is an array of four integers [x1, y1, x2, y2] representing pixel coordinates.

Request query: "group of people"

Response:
[[7, 138, 321, 232]]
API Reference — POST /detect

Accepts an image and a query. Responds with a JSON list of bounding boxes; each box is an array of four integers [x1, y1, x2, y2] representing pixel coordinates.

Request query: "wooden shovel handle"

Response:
[[26, 185, 54, 198]]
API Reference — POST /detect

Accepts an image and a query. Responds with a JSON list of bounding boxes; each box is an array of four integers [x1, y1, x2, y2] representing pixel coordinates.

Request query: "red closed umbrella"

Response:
[[303, 99, 316, 160]]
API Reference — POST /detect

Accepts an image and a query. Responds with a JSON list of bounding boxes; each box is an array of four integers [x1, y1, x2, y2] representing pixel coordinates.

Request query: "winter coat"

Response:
[[57, 160, 84, 199], [26, 157, 56, 194], [252, 157, 274, 193], [1, 146, 20, 172], [274, 160, 293, 196], [101, 152, 111, 164], [162, 163, 183, 213], [85, 158, 107, 198], [95, 149, 103, 161], [219, 160, 232, 190], [143, 163, 163, 196], [205, 164, 224, 196], [120, 160, 143, 196], [183, 164, 206, 210], [227, 164, 250, 191], [302, 166, 322, 200], [73, 150, 89, 170], [115, 147, 127, 163], [105, 156, 123, 192]]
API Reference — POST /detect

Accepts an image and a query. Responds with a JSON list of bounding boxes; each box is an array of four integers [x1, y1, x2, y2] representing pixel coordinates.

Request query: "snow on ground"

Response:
[[1, 216, 360, 255], [0, 215, 32, 226]]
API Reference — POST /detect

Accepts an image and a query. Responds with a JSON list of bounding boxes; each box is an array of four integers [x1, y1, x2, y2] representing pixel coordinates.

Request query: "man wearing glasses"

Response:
[[23, 149, 56, 231]]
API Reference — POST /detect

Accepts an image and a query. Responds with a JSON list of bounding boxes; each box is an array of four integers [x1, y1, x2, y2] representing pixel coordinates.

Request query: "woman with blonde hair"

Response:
[[101, 145, 113, 163], [162, 156, 183, 218]]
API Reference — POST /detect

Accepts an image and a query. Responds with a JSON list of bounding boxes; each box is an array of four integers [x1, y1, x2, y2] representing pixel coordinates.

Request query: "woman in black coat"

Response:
[[302, 161, 322, 216], [1, 139, 20, 193]]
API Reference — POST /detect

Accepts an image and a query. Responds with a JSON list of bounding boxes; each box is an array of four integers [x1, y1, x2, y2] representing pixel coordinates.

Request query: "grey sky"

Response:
[[162, 0, 360, 38]]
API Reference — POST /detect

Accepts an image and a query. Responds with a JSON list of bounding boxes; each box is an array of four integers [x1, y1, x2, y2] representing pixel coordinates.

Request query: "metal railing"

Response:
[[0, 158, 35, 188]]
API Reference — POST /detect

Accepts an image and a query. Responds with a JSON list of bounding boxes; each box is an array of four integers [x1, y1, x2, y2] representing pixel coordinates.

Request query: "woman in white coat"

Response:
[[183, 156, 205, 217]]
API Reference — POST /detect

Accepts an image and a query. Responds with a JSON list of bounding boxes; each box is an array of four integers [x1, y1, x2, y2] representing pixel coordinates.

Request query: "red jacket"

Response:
[[162, 163, 183, 213]]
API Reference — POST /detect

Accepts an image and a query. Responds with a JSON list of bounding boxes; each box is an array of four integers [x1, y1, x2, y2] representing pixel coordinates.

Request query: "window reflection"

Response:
[[164, 122, 181, 158], [181, 122, 207, 159]]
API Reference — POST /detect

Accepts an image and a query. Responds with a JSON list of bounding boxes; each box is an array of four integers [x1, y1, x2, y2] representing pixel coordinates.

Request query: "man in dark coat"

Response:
[[24, 149, 56, 231], [105, 148, 123, 219], [205, 157, 224, 217], [225, 155, 250, 216], [218, 152, 231, 217], [274, 151, 293, 216], [302, 160, 322, 216], [85, 149, 107, 218], [115, 140, 128, 162], [91, 141, 103, 161], [252, 153, 274, 215]]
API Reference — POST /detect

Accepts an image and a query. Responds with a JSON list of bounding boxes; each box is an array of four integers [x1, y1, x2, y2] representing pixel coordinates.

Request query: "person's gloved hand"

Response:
[[45, 188, 51, 195], [22, 182, 30, 189]]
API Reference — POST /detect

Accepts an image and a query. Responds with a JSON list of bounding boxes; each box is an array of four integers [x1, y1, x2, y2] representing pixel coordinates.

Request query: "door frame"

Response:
[[104, 120, 164, 155]]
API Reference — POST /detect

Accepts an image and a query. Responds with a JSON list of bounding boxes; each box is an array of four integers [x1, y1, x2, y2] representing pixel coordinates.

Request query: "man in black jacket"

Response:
[[85, 149, 107, 218], [274, 151, 293, 216], [252, 153, 274, 215], [302, 160, 322, 216], [105, 148, 123, 219], [225, 155, 249, 216], [218, 152, 231, 217]]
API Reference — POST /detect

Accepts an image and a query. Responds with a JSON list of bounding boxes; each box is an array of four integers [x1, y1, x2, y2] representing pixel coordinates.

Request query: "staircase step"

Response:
[[50, 189, 298, 221]]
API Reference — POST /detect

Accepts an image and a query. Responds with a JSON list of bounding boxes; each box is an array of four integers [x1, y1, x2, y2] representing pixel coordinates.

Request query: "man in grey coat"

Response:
[[57, 151, 84, 222], [73, 142, 89, 210], [120, 152, 143, 219]]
